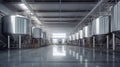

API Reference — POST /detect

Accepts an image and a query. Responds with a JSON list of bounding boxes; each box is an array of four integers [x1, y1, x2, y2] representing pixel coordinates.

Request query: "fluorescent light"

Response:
[[52, 33, 66, 38], [53, 46, 66, 56], [19, 4, 28, 10], [19, 3, 42, 25], [31, 16, 41, 24], [26, 10, 31, 13]]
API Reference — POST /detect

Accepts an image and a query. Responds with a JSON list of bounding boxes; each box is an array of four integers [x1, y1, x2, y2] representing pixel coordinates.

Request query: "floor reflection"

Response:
[[0, 45, 120, 67], [53, 45, 66, 56], [68, 45, 120, 67]]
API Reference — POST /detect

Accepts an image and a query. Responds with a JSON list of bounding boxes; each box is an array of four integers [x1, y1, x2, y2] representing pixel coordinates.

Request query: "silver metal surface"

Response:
[[92, 16, 110, 35], [111, 1, 120, 32], [83, 38, 85, 47], [83, 25, 92, 38], [113, 33, 115, 51], [74, 0, 110, 31], [8, 36, 10, 49], [2, 15, 30, 35], [69, 36, 72, 41], [75, 32, 79, 40], [72, 34, 75, 40], [43, 32, 47, 39], [79, 30, 83, 39], [32, 27, 42, 38], [93, 36, 95, 48], [19, 35, 21, 49], [107, 35, 109, 49]]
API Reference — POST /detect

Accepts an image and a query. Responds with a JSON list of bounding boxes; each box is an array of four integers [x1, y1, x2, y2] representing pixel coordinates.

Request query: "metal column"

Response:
[[83, 39, 85, 47], [107, 35, 109, 50], [38, 39, 40, 47], [93, 36, 95, 48], [78, 40, 80, 46], [112, 33, 115, 51], [19, 35, 21, 49], [8, 35, 10, 49]]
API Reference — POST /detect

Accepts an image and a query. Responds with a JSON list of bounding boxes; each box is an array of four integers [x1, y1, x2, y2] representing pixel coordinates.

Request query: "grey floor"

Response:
[[0, 45, 120, 67]]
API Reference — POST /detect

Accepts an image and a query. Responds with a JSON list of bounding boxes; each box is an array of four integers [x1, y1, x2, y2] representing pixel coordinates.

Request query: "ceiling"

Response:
[[1, 0, 115, 34], [2, 0, 98, 27]]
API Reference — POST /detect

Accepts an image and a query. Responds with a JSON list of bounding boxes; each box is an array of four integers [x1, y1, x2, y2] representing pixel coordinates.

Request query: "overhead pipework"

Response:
[[21, 0, 42, 25], [73, 0, 110, 32]]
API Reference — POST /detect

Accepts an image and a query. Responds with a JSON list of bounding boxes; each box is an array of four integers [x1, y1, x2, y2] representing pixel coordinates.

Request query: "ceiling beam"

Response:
[[38, 16, 84, 18], [74, 0, 110, 32], [39, 17, 83, 19], [3, 2, 97, 4], [41, 20, 80, 22], [32, 10, 90, 12]]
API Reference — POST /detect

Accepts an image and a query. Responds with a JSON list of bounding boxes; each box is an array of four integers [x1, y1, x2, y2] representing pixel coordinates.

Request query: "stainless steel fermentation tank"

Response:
[[111, 1, 120, 51], [32, 27, 43, 47], [83, 25, 92, 48], [2, 15, 30, 49], [42, 32, 48, 46], [83, 25, 92, 38], [91, 16, 110, 49], [2, 15, 29, 34], [32, 27, 42, 38], [92, 16, 110, 35]]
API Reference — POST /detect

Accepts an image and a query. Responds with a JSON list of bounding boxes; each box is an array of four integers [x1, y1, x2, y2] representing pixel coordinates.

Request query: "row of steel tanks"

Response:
[[68, 1, 120, 51], [2, 15, 49, 49]]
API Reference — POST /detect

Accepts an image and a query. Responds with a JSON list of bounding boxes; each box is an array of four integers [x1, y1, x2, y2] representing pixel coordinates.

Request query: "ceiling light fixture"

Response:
[[31, 16, 41, 25], [21, 0, 42, 25], [19, 3, 29, 10]]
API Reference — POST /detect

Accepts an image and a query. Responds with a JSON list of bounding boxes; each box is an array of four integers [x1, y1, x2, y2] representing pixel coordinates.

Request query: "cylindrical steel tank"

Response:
[[79, 30, 83, 39], [72, 34, 76, 40], [75, 32, 79, 40], [32, 27, 42, 38], [111, 1, 120, 32], [92, 16, 110, 35], [43, 32, 47, 39], [83, 25, 92, 38], [2, 15, 30, 35], [69, 35, 72, 41]]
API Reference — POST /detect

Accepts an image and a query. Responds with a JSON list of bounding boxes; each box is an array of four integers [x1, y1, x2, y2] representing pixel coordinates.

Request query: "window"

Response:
[[52, 33, 66, 38]]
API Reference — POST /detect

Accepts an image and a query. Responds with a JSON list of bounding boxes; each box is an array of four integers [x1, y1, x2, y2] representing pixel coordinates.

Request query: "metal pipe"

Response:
[[21, 0, 42, 25], [113, 33, 115, 51], [83, 39, 85, 47], [19, 35, 21, 49], [8, 35, 10, 49], [93, 36, 95, 48], [74, 0, 109, 31], [38, 39, 40, 47], [79, 39, 80, 46], [107, 35, 109, 50]]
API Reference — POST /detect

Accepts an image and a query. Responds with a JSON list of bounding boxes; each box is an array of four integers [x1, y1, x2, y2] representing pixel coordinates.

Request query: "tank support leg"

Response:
[[8, 35, 10, 49], [19, 35, 21, 49], [113, 33, 115, 51]]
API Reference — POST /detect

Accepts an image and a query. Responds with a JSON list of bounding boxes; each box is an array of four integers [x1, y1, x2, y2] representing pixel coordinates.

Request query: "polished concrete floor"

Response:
[[0, 45, 120, 67]]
